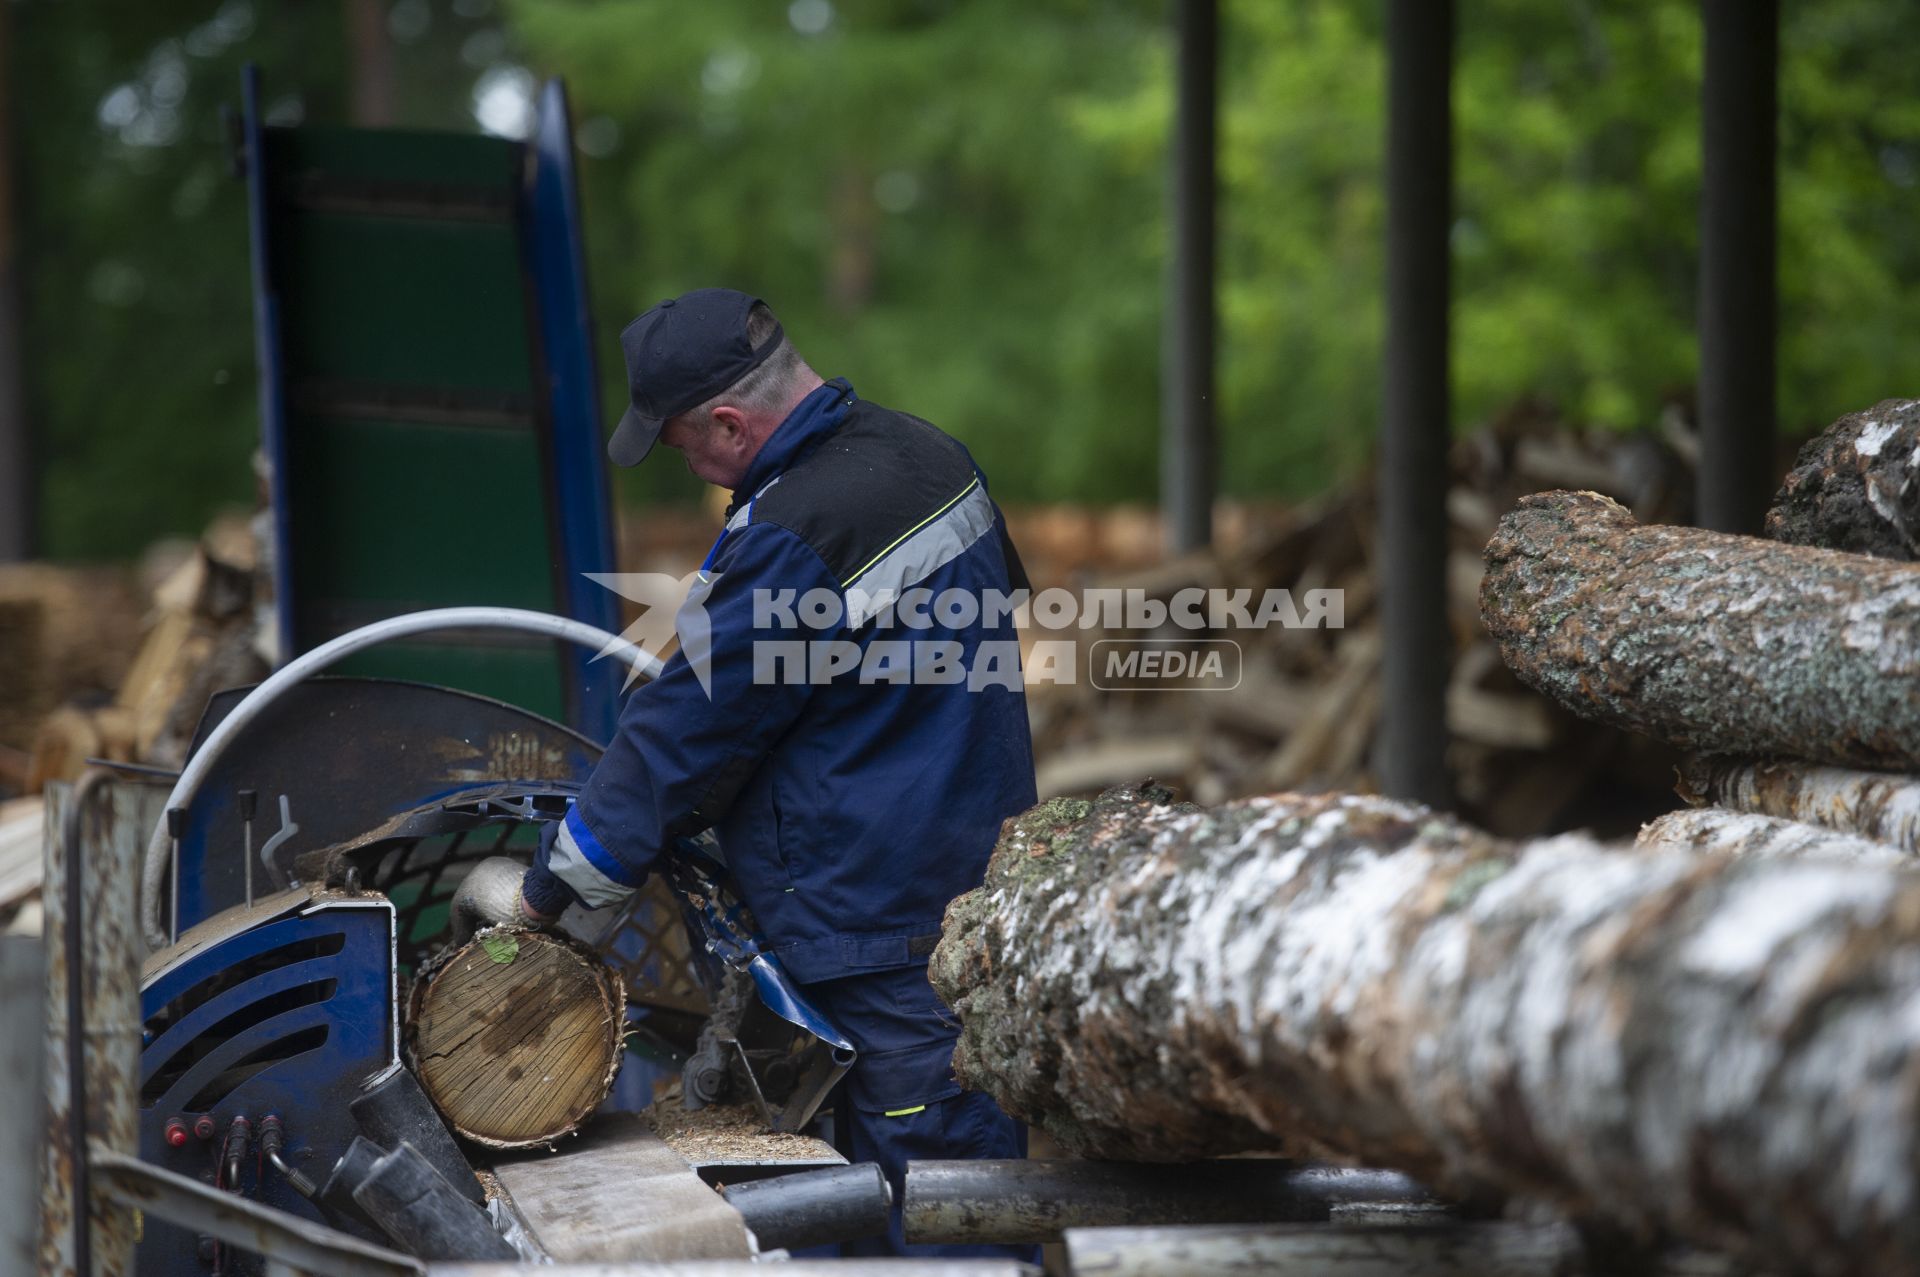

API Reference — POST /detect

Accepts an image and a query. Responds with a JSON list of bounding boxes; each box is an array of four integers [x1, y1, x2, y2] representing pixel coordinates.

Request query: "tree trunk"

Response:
[[1480, 490, 1920, 771], [406, 926, 624, 1149], [0, 0, 31, 563], [1636, 805, 1902, 860], [931, 784, 1920, 1275], [1678, 756, 1920, 855], [1765, 399, 1920, 560], [343, 0, 397, 128]]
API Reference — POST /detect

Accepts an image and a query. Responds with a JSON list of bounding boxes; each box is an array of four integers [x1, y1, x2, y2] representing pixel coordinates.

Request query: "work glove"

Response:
[[449, 855, 551, 943]]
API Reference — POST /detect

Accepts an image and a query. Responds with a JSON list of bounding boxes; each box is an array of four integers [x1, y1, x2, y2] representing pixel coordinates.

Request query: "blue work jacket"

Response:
[[526, 379, 1038, 983]]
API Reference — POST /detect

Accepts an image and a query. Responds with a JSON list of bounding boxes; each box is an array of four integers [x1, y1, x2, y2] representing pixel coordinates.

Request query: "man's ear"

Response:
[[709, 404, 749, 447]]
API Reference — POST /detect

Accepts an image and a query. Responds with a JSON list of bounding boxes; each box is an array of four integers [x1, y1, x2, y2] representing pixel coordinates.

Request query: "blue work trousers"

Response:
[[798, 965, 1037, 1262]]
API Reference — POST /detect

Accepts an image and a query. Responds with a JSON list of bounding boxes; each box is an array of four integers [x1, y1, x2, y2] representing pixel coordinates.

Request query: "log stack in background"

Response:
[[2, 512, 268, 798], [1016, 410, 1699, 841]]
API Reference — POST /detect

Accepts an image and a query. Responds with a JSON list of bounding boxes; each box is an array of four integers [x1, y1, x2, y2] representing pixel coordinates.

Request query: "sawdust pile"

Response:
[[644, 1100, 825, 1162]]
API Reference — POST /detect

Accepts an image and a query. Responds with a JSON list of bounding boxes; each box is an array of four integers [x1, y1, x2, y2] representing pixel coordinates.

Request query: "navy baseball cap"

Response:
[[608, 287, 784, 466]]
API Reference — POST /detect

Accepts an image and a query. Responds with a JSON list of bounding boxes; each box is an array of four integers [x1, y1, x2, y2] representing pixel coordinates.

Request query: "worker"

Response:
[[484, 288, 1037, 1259]]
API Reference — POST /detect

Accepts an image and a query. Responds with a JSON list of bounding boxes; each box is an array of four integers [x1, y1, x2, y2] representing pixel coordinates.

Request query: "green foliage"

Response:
[[515, 0, 1920, 506], [19, 0, 1920, 557], [508, 0, 1169, 508], [17, 0, 511, 559]]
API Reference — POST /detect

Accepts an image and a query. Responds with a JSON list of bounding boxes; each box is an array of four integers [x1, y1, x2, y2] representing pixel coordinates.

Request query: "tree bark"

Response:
[[1678, 756, 1920, 855], [932, 784, 1920, 1275], [406, 926, 624, 1149], [1636, 806, 1902, 861], [1765, 399, 1920, 560], [1480, 490, 1920, 771]]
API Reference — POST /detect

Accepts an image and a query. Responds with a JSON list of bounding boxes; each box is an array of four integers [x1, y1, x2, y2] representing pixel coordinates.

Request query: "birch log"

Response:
[[931, 784, 1920, 1275], [1636, 806, 1903, 861], [1765, 399, 1920, 560], [1480, 490, 1920, 771], [406, 926, 625, 1148], [1678, 756, 1920, 855]]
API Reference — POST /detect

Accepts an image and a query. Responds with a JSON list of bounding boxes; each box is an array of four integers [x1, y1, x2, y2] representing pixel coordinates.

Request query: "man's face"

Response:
[[659, 410, 749, 489]]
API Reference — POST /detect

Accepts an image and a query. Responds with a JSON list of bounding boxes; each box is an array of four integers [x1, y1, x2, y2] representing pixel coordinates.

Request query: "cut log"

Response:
[[1765, 399, 1920, 559], [931, 784, 1920, 1275], [1480, 490, 1920, 771], [1636, 806, 1903, 861], [1678, 756, 1920, 855], [406, 926, 624, 1149], [1061, 1222, 1580, 1277]]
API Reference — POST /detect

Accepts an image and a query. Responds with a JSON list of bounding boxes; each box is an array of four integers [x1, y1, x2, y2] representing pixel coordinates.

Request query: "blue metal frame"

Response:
[[137, 902, 396, 1273], [240, 68, 623, 741], [523, 78, 623, 744], [171, 677, 603, 934]]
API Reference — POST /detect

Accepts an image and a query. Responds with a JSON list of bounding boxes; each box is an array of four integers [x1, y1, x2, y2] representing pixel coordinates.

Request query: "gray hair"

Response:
[[694, 302, 813, 417]]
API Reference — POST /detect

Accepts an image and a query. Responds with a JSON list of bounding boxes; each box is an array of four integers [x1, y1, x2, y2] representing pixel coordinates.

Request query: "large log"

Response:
[[1679, 756, 1920, 855], [931, 784, 1920, 1274], [1480, 490, 1920, 771], [406, 926, 624, 1149], [1636, 806, 1902, 861], [1765, 399, 1920, 559]]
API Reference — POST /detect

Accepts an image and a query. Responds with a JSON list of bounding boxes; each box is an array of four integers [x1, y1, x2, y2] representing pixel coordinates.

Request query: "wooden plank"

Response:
[[489, 1114, 753, 1262]]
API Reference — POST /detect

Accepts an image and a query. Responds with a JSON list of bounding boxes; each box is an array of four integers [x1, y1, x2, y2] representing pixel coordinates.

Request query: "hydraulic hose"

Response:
[[140, 606, 660, 948]]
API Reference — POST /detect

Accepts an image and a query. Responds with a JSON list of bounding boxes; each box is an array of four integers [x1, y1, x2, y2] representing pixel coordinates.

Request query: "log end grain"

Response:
[[407, 926, 625, 1149], [1765, 399, 1920, 560]]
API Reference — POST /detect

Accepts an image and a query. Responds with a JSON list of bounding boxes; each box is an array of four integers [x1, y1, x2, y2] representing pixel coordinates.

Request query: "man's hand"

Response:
[[451, 856, 554, 943]]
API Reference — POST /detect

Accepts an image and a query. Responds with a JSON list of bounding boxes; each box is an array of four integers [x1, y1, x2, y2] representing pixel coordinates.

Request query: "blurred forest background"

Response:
[[13, 0, 1920, 560]]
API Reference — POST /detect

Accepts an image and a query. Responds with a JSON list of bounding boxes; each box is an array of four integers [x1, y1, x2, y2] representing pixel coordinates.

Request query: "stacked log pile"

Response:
[[17, 514, 267, 792], [937, 402, 1920, 1273], [1481, 399, 1920, 859], [1020, 414, 1697, 839], [0, 562, 143, 792]]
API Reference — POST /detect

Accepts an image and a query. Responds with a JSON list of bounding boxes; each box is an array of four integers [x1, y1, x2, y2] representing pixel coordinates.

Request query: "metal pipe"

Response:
[[903, 1159, 1435, 1246], [56, 769, 112, 1277], [349, 1062, 482, 1208], [259, 1115, 317, 1199], [0, 935, 43, 1267], [46, 771, 156, 1275], [721, 1162, 892, 1251], [166, 806, 185, 944], [1161, 0, 1218, 555], [239, 788, 257, 909], [433, 1265, 1035, 1276], [1061, 1221, 1581, 1277], [139, 606, 660, 947], [91, 1150, 419, 1277], [1378, 0, 1455, 809], [316, 1135, 387, 1232], [350, 1142, 515, 1261], [1697, 0, 1778, 534]]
